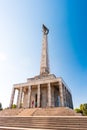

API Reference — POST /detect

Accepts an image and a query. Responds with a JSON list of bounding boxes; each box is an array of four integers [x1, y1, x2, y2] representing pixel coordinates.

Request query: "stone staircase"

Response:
[[17, 107, 80, 116], [0, 116, 87, 130], [0, 107, 80, 117], [32, 107, 79, 116], [0, 108, 23, 116], [18, 108, 38, 116]]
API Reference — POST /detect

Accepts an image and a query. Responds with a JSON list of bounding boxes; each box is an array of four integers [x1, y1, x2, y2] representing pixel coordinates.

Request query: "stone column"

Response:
[[28, 85, 31, 108], [37, 84, 40, 107], [48, 83, 51, 107], [9, 87, 15, 108], [71, 95, 73, 109], [64, 87, 67, 106], [69, 92, 71, 107], [18, 87, 22, 108], [59, 81, 64, 107], [67, 91, 69, 107], [63, 86, 66, 107], [65, 88, 67, 106], [16, 89, 20, 107]]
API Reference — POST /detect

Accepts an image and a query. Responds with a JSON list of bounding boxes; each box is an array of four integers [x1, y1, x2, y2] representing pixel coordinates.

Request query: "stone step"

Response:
[[0, 109, 23, 116], [0, 127, 87, 130], [1, 123, 87, 128], [18, 108, 38, 116], [0, 117, 87, 129], [0, 117, 87, 128], [0, 126, 49, 130], [0, 107, 81, 116]]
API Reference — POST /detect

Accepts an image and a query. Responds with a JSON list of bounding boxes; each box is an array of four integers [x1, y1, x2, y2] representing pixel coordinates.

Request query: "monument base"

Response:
[[0, 107, 81, 116]]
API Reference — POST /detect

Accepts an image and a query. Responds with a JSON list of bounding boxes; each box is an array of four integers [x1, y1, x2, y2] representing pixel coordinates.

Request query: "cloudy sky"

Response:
[[0, 0, 87, 108]]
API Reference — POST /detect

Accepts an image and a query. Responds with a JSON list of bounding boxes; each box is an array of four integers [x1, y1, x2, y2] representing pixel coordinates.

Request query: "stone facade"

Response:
[[9, 75, 73, 109], [9, 25, 73, 109]]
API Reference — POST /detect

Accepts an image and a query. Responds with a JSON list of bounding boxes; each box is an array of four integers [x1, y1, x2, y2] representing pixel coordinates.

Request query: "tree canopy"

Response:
[[75, 103, 87, 116]]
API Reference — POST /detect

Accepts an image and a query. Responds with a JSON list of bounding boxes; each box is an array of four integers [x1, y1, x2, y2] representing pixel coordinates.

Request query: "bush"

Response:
[[12, 104, 16, 108], [75, 108, 82, 113]]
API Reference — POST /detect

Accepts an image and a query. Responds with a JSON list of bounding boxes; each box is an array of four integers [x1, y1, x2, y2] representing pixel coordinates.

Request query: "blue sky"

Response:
[[0, 0, 87, 108]]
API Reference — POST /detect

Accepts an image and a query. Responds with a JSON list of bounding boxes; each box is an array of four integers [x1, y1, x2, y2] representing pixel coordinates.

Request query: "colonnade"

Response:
[[9, 81, 73, 109], [9, 83, 52, 108], [62, 84, 73, 109]]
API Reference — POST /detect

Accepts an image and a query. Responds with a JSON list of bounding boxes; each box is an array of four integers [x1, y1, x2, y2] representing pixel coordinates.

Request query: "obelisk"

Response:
[[40, 24, 50, 75]]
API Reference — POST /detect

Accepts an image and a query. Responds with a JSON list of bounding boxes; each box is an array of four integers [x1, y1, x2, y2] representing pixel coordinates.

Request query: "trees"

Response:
[[75, 103, 87, 116], [80, 104, 87, 116]]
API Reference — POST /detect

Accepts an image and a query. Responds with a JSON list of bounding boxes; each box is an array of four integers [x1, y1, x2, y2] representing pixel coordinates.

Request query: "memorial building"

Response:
[[9, 25, 73, 109]]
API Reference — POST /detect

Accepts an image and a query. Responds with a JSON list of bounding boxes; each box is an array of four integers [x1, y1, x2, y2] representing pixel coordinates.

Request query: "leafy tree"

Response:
[[80, 104, 84, 111], [75, 103, 87, 116], [75, 108, 82, 113], [80, 104, 87, 116]]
